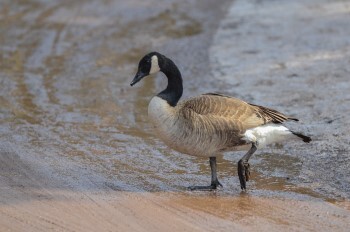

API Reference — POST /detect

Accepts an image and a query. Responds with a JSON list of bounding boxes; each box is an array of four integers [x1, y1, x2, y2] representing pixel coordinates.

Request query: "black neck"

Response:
[[157, 57, 183, 107]]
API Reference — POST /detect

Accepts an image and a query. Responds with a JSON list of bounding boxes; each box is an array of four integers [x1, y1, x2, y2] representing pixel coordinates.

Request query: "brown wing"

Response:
[[248, 103, 298, 123], [176, 93, 298, 149], [178, 93, 298, 131]]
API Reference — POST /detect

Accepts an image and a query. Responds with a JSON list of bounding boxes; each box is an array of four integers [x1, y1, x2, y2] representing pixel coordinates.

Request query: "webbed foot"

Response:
[[188, 179, 223, 191], [238, 159, 250, 190]]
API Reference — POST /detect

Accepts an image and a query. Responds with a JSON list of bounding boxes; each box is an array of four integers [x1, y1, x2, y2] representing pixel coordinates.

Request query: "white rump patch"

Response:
[[150, 55, 160, 74], [244, 124, 295, 148]]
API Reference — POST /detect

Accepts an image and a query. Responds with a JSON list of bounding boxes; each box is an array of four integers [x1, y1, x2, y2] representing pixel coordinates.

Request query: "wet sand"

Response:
[[1, 0, 350, 231], [0, 147, 349, 231], [1, 191, 349, 232]]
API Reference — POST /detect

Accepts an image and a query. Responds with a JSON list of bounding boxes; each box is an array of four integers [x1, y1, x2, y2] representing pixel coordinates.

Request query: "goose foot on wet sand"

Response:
[[188, 157, 223, 191], [238, 143, 257, 190]]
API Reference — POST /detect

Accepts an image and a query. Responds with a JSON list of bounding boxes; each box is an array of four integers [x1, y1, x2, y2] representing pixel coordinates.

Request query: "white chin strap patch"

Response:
[[150, 55, 160, 74]]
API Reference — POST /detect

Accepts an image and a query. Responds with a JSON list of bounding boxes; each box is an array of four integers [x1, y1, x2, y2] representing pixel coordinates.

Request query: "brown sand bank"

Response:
[[1, 190, 349, 232]]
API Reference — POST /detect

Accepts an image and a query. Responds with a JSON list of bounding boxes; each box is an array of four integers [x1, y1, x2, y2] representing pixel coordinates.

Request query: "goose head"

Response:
[[130, 52, 162, 86]]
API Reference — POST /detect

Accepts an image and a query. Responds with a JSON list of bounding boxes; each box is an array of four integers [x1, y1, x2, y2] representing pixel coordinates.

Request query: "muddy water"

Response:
[[0, 0, 232, 194], [0, 0, 346, 215]]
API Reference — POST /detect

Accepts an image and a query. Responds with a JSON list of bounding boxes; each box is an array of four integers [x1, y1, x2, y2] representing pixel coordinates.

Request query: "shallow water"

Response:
[[0, 0, 347, 208]]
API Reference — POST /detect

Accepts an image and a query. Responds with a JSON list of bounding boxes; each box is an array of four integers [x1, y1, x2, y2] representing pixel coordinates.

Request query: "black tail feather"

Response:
[[288, 117, 299, 122], [291, 131, 311, 143]]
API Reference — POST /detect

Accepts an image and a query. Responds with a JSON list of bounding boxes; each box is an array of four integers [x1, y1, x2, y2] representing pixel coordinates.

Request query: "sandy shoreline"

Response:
[[0, 190, 349, 232], [1, 147, 348, 231]]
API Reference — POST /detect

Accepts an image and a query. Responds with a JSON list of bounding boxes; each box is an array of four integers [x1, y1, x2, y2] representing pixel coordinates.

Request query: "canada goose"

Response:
[[130, 52, 311, 190]]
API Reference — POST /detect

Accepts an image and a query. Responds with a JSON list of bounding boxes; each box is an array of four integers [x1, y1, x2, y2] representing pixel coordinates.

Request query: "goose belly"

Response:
[[151, 122, 221, 157], [148, 97, 220, 157]]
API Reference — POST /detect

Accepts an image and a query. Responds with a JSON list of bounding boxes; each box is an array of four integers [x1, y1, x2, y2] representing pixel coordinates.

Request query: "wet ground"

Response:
[[0, 0, 349, 231], [210, 0, 350, 200]]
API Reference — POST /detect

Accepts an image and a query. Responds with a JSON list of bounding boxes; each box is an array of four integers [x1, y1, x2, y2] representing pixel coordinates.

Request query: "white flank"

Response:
[[150, 55, 160, 74], [244, 124, 295, 148]]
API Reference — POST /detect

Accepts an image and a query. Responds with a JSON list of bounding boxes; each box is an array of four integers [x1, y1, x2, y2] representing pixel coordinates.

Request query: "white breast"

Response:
[[148, 96, 173, 125], [147, 96, 213, 157], [148, 96, 177, 139]]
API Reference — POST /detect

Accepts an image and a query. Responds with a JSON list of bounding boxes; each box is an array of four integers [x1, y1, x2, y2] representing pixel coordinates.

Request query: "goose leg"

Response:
[[189, 157, 223, 191], [238, 142, 258, 190]]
